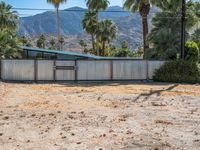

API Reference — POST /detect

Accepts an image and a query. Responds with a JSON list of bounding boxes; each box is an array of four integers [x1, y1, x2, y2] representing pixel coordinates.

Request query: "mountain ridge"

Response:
[[18, 6, 156, 51]]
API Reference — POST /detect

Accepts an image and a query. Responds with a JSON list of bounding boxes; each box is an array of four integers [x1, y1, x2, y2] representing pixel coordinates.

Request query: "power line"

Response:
[[11, 7, 182, 14]]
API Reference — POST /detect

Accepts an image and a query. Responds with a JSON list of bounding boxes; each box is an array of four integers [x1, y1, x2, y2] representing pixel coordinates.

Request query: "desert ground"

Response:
[[0, 82, 200, 150]]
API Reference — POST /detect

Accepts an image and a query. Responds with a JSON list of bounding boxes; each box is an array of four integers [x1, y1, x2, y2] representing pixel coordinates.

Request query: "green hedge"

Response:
[[153, 60, 200, 83]]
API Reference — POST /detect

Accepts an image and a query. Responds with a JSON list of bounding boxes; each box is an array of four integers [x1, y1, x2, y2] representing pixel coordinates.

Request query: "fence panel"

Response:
[[148, 61, 165, 80], [55, 61, 75, 81], [1, 60, 34, 81], [113, 60, 147, 80], [77, 60, 111, 80], [37, 60, 54, 81], [0, 59, 166, 81]]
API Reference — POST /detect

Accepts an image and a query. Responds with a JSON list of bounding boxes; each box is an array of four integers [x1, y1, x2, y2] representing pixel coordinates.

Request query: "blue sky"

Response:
[[2, 0, 200, 16], [2, 0, 123, 16]]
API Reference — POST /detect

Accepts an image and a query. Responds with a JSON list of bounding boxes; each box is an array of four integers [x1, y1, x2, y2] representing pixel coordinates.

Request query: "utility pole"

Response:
[[180, 0, 186, 59]]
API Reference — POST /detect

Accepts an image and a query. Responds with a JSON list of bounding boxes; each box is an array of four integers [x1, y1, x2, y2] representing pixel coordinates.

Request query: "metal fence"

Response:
[[0, 59, 165, 81]]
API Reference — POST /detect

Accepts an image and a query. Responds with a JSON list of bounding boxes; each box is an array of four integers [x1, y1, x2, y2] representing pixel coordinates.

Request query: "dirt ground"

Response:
[[0, 82, 200, 150]]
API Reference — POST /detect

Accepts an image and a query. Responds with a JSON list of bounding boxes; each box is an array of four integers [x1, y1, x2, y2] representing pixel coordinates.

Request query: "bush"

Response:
[[153, 60, 200, 83], [185, 41, 199, 63]]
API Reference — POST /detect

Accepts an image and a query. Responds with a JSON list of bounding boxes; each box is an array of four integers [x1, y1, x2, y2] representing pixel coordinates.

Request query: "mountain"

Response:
[[18, 6, 156, 52]]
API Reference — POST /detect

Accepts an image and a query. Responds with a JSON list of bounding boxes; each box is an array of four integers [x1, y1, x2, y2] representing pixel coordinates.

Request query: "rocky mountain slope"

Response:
[[18, 6, 156, 51]]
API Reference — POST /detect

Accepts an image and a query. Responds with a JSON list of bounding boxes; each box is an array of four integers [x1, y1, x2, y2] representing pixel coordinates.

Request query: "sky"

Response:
[[2, 0, 123, 16], [2, 0, 200, 16]]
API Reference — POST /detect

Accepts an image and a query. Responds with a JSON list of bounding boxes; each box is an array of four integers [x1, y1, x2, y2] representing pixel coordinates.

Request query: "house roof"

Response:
[[22, 46, 102, 59], [22, 46, 142, 60]]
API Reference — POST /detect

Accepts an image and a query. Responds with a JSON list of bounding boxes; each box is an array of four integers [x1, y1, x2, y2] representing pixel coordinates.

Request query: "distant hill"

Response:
[[18, 6, 157, 52]]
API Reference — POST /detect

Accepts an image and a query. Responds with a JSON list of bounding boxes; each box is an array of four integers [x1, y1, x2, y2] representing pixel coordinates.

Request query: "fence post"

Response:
[[34, 59, 38, 82], [146, 60, 149, 81], [75, 60, 78, 82], [0, 59, 1, 80], [53, 60, 56, 82], [110, 60, 113, 81]]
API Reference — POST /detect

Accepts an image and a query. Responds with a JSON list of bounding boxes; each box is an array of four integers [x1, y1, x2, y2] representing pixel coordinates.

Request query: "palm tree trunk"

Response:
[[142, 15, 149, 59], [56, 7, 61, 50], [102, 41, 106, 56], [91, 34, 95, 51], [96, 1, 100, 56]]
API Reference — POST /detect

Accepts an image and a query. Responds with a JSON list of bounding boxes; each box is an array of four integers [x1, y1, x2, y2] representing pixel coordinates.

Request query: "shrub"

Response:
[[185, 41, 199, 63], [153, 60, 200, 83]]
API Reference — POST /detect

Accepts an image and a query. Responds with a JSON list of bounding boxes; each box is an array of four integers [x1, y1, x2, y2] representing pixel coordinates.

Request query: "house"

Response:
[[22, 46, 102, 60]]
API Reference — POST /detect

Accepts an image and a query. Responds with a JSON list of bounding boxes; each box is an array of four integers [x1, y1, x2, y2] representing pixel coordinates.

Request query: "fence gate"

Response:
[[53, 60, 77, 81]]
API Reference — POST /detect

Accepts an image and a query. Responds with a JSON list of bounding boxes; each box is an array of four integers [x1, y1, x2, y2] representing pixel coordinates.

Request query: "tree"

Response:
[[0, 2, 22, 59], [20, 36, 32, 47], [82, 11, 97, 51], [36, 34, 46, 48], [79, 39, 88, 53], [110, 41, 135, 57], [86, 0, 110, 55], [148, 0, 200, 60], [123, 0, 159, 58], [59, 36, 64, 49], [96, 19, 117, 56], [185, 41, 199, 63], [47, 0, 67, 50], [0, 30, 22, 59], [191, 28, 200, 48], [49, 38, 56, 50], [0, 1, 18, 31]]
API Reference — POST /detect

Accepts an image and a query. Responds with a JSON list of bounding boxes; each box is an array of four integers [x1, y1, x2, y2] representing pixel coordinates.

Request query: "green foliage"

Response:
[[36, 34, 46, 48], [107, 41, 136, 57], [97, 19, 117, 56], [19, 36, 32, 47], [185, 41, 199, 63], [82, 10, 97, 51], [0, 1, 18, 31], [153, 60, 200, 83], [148, 0, 200, 60], [79, 39, 87, 53], [49, 38, 56, 50], [0, 30, 22, 59], [58, 36, 64, 49], [0, 2, 22, 59], [191, 28, 200, 48], [86, 0, 109, 11]]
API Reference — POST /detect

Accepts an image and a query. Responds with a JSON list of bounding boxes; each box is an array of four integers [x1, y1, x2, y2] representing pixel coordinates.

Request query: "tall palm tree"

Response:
[[82, 11, 97, 51], [0, 1, 18, 31], [97, 19, 117, 56], [123, 0, 158, 58], [47, 0, 67, 50], [86, 0, 110, 55]]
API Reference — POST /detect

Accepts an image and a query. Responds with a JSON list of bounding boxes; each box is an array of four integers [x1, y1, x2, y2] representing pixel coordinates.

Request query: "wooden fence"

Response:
[[0, 59, 165, 81]]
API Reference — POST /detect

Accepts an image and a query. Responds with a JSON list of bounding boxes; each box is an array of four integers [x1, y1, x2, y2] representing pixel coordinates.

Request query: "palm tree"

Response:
[[97, 19, 117, 56], [36, 34, 46, 48], [0, 1, 18, 31], [82, 11, 97, 51], [47, 0, 67, 50], [59, 36, 64, 49], [86, 0, 110, 55], [49, 38, 56, 50], [123, 0, 158, 58]]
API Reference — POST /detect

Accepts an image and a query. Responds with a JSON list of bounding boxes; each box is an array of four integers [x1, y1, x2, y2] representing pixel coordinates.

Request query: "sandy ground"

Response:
[[0, 82, 200, 150]]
